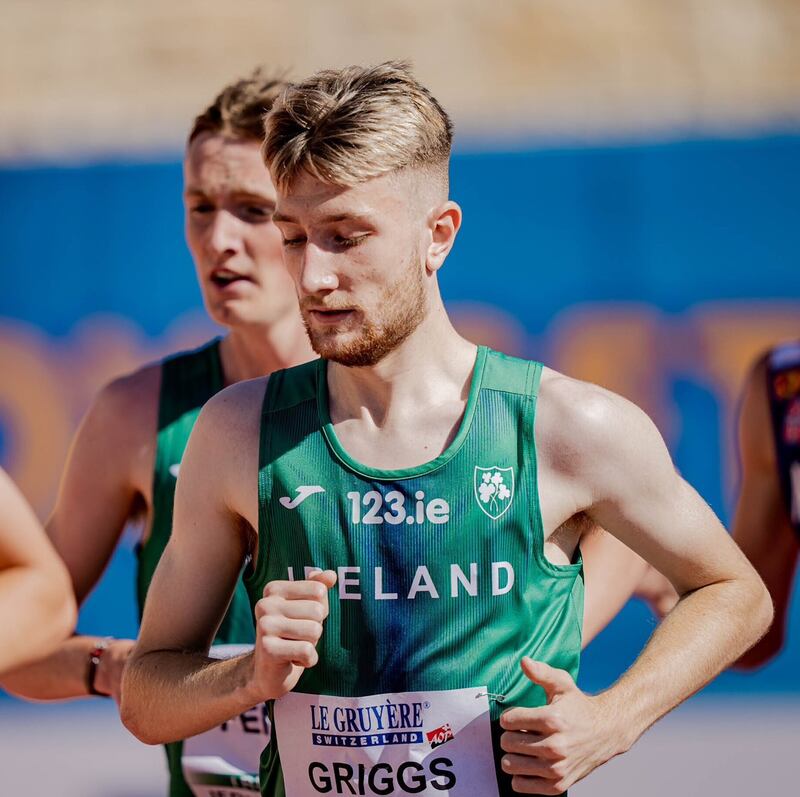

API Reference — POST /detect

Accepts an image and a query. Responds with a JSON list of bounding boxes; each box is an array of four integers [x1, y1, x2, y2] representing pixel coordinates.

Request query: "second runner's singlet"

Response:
[[766, 340, 800, 538], [246, 347, 584, 797], [137, 339, 267, 797]]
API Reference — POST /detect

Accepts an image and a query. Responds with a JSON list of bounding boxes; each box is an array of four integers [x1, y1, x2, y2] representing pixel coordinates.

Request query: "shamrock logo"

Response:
[[473, 466, 515, 519]]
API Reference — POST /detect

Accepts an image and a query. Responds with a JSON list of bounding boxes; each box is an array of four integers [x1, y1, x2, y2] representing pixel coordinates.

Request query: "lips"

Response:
[[210, 268, 253, 289], [306, 308, 356, 325]]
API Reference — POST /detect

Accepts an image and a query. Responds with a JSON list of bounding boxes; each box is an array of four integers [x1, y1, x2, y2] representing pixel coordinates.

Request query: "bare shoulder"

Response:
[[536, 366, 674, 510], [90, 361, 161, 439], [537, 367, 656, 468], [178, 376, 269, 526], [195, 375, 269, 442], [66, 361, 162, 492], [185, 377, 269, 482]]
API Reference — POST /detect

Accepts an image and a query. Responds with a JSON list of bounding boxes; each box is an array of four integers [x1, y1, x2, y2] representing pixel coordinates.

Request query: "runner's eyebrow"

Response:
[[272, 211, 375, 225], [183, 187, 275, 203], [317, 213, 374, 225]]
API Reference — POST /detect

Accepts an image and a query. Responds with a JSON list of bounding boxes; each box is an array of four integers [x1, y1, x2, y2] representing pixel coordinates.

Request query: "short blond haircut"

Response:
[[263, 61, 453, 191], [188, 68, 289, 146]]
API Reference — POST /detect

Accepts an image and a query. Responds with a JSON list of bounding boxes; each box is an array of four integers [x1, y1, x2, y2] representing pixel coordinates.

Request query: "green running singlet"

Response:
[[246, 347, 584, 797], [137, 339, 258, 797]]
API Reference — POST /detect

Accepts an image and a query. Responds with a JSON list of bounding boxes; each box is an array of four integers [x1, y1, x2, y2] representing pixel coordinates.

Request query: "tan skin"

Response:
[[1, 134, 312, 702], [734, 353, 799, 668], [122, 166, 771, 795], [626, 350, 800, 643], [0, 469, 76, 676]]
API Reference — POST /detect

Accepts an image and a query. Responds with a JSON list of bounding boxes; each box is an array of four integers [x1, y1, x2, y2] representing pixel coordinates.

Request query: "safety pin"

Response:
[[476, 691, 506, 704]]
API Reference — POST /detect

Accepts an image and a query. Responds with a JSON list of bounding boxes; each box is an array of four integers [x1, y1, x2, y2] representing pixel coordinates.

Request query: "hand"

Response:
[[248, 570, 337, 703], [635, 565, 679, 618], [94, 639, 136, 704], [499, 658, 627, 795]]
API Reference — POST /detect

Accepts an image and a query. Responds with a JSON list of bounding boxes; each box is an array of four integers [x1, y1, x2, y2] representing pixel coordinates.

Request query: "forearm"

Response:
[[121, 649, 258, 745], [1, 634, 104, 700], [596, 577, 771, 750], [0, 567, 76, 677]]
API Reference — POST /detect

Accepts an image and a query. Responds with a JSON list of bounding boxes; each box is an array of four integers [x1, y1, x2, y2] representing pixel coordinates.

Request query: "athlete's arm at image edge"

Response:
[[0, 471, 77, 676], [732, 357, 798, 669], [0, 375, 153, 699]]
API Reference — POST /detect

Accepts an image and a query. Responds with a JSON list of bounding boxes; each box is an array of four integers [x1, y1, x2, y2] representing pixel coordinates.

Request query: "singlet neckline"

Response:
[[316, 345, 488, 481]]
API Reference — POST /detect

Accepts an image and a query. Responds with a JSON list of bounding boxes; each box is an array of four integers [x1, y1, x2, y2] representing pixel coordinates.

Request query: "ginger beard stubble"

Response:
[[299, 246, 427, 367]]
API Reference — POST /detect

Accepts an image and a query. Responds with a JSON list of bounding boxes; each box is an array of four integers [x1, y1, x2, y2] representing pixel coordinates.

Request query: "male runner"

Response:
[[2, 72, 314, 796], [122, 62, 772, 796], [0, 468, 76, 675], [733, 341, 800, 668]]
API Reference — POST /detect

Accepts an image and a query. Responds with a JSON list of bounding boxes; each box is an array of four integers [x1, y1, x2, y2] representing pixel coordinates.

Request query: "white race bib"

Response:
[[182, 644, 269, 796], [274, 687, 499, 797]]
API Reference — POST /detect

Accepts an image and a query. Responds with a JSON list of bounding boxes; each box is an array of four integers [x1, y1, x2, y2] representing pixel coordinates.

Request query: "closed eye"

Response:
[[335, 234, 369, 248], [242, 205, 274, 220]]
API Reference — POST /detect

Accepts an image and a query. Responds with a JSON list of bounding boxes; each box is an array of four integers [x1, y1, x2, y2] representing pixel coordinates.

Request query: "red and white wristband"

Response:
[[86, 637, 113, 697]]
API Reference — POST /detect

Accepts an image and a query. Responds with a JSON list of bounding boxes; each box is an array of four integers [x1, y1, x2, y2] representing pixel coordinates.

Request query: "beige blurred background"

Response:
[[2, 0, 799, 160]]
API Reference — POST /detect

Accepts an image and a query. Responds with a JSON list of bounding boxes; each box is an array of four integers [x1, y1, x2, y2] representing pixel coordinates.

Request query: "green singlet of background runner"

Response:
[[137, 339, 256, 797], [246, 346, 584, 797]]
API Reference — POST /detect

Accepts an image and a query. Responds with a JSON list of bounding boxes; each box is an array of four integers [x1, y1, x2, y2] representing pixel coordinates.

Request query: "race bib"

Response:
[[182, 644, 270, 797], [274, 687, 499, 797]]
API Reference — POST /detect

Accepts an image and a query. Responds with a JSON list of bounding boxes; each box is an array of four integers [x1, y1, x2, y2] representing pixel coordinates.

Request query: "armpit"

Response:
[[546, 512, 596, 566]]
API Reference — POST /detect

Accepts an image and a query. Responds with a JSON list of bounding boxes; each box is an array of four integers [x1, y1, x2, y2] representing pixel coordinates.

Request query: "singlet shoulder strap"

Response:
[[250, 360, 320, 594], [481, 348, 543, 398], [262, 359, 319, 415], [158, 338, 223, 426]]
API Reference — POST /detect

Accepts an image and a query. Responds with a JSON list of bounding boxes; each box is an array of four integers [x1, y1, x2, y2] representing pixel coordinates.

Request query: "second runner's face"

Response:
[[272, 170, 432, 367], [184, 134, 298, 329]]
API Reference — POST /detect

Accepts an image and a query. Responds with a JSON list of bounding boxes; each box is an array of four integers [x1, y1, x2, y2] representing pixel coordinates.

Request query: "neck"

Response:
[[219, 311, 314, 385], [327, 299, 478, 426]]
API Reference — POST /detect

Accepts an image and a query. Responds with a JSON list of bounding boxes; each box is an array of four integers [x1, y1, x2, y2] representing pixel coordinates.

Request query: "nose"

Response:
[[207, 210, 241, 258], [299, 242, 339, 295]]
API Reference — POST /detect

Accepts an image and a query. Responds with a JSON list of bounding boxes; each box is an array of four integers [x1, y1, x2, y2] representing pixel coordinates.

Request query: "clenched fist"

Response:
[[245, 570, 337, 703]]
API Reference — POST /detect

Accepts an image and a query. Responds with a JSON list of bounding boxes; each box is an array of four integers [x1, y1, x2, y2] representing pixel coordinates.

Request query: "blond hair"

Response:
[[188, 69, 289, 145], [263, 61, 453, 191]]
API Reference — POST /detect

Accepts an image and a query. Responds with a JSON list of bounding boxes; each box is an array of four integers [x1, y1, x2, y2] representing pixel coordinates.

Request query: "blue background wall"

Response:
[[2, 133, 798, 698]]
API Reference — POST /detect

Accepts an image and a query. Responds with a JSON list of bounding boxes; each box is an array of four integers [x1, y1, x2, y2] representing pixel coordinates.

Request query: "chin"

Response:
[[209, 299, 286, 329], [310, 333, 391, 367], [207, 302, 247, 329]]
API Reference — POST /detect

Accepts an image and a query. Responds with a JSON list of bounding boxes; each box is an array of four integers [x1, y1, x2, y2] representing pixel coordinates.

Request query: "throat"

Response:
[[220, 324, 312, 384], [331, 402, 467, 471], [324, 342, 482, 471]]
